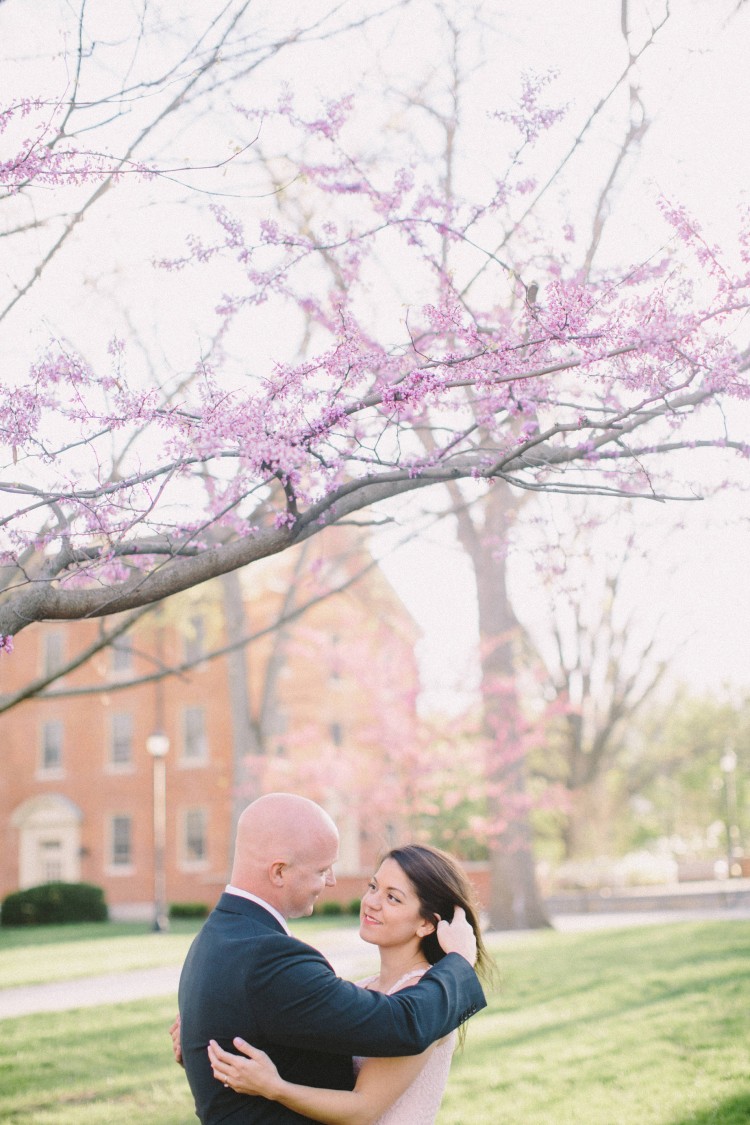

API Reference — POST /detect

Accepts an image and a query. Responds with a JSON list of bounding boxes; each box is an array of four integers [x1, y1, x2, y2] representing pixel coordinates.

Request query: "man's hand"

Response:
[[170, 1015, 184, 1066], [436, 906, 477, 965]]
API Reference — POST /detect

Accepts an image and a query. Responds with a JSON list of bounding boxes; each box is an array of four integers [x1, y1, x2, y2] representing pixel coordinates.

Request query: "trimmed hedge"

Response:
[[317, 900, 343, 916], [169, 901, 210, 920], [315, 899, 361, 917], [1, 881, 108, 926]]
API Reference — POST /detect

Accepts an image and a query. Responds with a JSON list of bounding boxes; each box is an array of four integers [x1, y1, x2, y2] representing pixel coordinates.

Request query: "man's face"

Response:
[[282, 832, 338, 918]]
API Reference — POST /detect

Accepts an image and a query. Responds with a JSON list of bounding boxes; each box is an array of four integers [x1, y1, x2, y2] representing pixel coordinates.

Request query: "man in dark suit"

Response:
[[177, 792, 486, 1123]]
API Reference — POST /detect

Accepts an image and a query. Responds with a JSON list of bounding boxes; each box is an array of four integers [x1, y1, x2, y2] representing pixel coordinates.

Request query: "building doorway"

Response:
[[11, 795, 83, 888]]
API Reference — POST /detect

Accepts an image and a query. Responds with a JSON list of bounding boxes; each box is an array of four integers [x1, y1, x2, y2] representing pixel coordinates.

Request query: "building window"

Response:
[[111, 636, 133, 676], [110, 816, 132, 868], [40, 720, 64, 773], [330, 721, 343, 746], [110, 712, 133, 769], [182, 808, 208, 865], [43, 631, 64, 678], [182, 706, 208, 764], [184, 616, 206, 665]]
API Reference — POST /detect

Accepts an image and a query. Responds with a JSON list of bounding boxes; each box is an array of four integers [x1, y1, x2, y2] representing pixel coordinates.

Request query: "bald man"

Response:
[[177, 793, 485, 1123]]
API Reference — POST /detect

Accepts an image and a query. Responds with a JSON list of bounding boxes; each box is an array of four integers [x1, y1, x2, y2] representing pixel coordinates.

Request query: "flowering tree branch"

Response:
[[1, 1, 748, 656]]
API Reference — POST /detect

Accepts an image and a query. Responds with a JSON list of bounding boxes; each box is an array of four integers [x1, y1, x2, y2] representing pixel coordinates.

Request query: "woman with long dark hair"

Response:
[[208, 844, 491, 1124]]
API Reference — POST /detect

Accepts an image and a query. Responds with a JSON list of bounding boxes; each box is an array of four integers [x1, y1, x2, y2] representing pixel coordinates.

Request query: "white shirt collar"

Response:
[[224, 884, 291, 934]]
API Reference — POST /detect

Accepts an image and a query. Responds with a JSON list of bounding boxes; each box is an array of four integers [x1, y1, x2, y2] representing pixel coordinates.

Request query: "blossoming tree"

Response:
[[2, 1, 749, 924]]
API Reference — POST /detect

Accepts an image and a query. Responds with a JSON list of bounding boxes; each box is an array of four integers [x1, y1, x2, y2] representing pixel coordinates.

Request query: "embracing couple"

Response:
[[173, 792, 491, 1123]]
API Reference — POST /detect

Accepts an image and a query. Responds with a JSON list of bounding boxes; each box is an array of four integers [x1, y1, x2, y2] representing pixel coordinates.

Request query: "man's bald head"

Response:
[[230, 793, 339, 919]]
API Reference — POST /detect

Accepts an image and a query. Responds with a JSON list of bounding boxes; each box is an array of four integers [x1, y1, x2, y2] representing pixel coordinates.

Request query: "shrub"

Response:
[[347, 897, 362, 915], [169, 902, 210, 920], [1, 882, 108, 926], [317, 900, 343, 916]]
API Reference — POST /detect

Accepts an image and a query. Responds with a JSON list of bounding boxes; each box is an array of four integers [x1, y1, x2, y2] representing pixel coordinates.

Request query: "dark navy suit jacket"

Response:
[[178, 892, 486, 1123]]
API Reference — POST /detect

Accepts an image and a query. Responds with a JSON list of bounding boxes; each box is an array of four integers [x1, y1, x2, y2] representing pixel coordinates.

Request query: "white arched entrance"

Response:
[[10, 795, 83, 888]]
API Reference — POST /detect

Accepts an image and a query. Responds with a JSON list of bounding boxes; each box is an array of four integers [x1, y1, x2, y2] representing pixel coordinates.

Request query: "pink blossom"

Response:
[[493, 71, 567, 145], [1, 61, 748, 636]]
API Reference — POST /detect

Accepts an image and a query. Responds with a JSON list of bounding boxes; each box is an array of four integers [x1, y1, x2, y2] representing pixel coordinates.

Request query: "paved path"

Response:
[[0, 964, 184, 1019], [3, 907, 750, 1021], [0, 926, 375, 1020]]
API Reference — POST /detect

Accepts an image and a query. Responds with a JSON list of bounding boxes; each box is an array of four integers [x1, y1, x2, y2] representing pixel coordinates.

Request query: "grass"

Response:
[[0, 921, 201, 989], [442, 921, 750, 1125], [0, 919, 748, 1123], [0, 914, 354, 988]]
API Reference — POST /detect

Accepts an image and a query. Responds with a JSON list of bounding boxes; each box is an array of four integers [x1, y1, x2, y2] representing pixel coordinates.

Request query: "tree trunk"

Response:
[[561, 780, 616, 861], [454, 481, 551, 930], [488, 836, 551, 930]]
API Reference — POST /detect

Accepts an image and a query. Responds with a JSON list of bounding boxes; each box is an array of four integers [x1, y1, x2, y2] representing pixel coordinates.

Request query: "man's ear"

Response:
[[269, 861, 287, 887]]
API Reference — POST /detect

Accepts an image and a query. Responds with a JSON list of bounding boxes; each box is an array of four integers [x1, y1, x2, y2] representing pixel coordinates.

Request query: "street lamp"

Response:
[[720, 748, 741, 879], [146, 732, 170, 932]]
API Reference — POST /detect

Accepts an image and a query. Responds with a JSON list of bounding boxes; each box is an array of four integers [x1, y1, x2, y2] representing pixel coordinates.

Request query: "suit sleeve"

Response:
[[249, 938, 486, 1057]]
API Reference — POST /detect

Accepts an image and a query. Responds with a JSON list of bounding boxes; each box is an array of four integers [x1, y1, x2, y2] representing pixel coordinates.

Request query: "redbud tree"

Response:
[[2, 1, 749, 925], [2, 5, 747, 645]]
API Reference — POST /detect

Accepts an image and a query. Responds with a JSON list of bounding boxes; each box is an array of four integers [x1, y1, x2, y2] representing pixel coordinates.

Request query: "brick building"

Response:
[[0, 529, 421, 917]]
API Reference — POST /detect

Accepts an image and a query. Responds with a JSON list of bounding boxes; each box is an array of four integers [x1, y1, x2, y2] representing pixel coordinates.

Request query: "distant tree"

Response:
[[420, 0, 750, 924], [514, 503, 678, 860], [396, 710, 489, 862], [247, 535, 428, 851], [617, 691, 750, 863]]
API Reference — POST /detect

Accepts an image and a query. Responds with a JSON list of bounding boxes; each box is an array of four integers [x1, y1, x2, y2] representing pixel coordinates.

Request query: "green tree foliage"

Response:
[[616, 692, 749, 859]]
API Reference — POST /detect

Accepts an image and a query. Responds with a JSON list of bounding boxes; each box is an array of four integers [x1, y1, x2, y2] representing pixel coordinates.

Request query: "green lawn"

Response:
[[442, 921, 750, 1125], [0, 919, 748, 1124], [0, 921, 201, 989], [0, 915, 354, 988]]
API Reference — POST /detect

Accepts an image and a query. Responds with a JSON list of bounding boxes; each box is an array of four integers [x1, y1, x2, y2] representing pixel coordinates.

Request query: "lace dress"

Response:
[[352, 969, 457, 1125]]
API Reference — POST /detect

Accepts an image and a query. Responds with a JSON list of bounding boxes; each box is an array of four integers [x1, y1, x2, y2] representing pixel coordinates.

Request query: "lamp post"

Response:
[[146, 732, 170, 932], [720, 748, 740, 879]]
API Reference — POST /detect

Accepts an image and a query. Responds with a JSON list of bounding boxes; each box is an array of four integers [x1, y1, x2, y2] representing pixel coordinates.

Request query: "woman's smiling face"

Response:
[[359, 857, 435, 950]]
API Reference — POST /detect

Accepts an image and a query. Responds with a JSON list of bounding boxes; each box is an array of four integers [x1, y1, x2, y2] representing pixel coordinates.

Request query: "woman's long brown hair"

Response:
[[383, 843, 493, 984]]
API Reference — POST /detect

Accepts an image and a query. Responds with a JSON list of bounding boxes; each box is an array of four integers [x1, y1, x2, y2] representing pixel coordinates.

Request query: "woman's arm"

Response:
[[208, 1036, 435, 1125]]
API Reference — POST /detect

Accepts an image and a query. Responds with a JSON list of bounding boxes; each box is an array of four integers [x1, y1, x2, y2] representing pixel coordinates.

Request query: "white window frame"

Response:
[[42, 631, 65, 678], [184, 615, 206, 666], [180, 807, 209, 869], [108, 814, 134, 874], [39, 720, 64, 776], [108, 711, 134, 771], [111, 636, 134, 677], [181, 706, 208, 765]]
